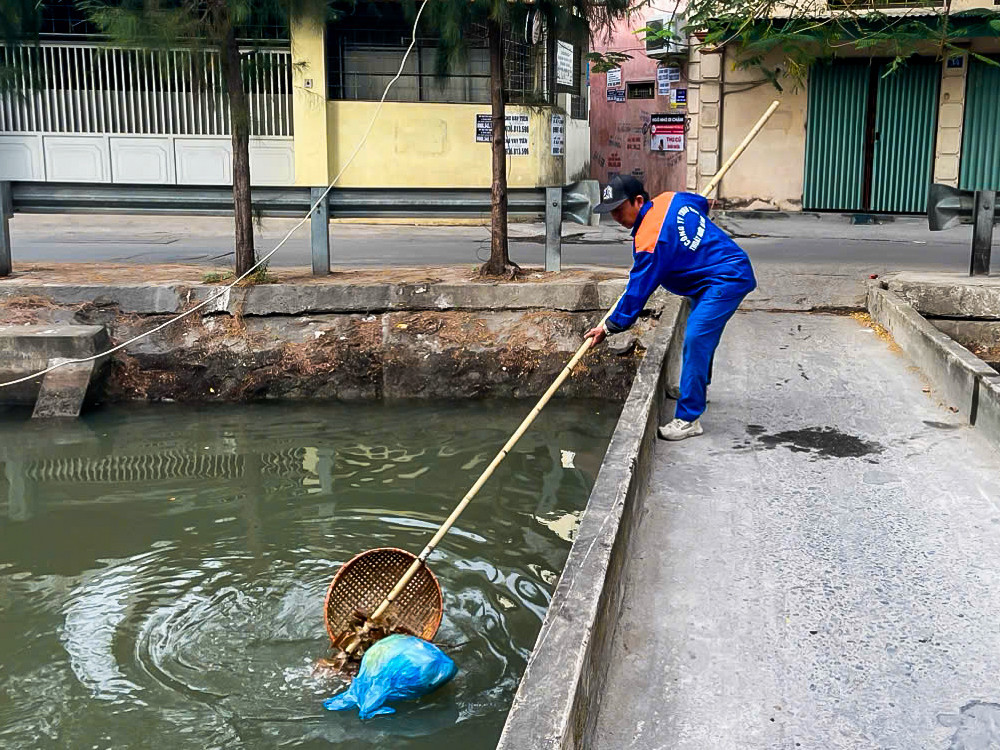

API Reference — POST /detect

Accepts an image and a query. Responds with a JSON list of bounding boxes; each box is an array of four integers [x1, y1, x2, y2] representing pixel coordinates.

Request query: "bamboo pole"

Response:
[[344, 99, 782, 653]]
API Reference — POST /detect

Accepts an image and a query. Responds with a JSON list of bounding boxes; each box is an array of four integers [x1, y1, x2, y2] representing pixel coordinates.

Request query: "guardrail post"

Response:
[[0, 181, 12, 277], [545, 187, 561, 273], [971, 189, 995, 277], [310, 187, 330, 276]]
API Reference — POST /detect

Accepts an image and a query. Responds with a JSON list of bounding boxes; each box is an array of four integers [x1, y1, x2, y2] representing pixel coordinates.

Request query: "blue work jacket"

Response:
[[606, 191, 757, 333]]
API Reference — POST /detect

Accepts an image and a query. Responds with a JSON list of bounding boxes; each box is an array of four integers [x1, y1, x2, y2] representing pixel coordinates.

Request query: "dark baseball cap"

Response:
[[593, 175, 646, 214]]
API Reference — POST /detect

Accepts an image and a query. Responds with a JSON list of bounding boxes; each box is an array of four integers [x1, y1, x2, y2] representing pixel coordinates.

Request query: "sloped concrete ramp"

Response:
[[592, 312, 1000, 749]]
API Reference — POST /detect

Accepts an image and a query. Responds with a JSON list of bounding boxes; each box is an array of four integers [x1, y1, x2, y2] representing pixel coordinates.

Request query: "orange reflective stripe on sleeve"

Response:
[[633, 192, 675, 253]]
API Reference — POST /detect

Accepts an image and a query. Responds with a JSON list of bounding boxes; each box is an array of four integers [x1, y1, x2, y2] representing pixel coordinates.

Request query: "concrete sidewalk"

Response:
[[592, 312, 1000, 749]]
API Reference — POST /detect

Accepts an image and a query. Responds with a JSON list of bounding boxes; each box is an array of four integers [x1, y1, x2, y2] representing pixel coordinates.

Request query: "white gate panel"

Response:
[[43, 136, 110, 182], [0, 135, 44, 180], [175, 138, 232, 184], [110, 137, 175, 183], [249, 139, 295, 185]]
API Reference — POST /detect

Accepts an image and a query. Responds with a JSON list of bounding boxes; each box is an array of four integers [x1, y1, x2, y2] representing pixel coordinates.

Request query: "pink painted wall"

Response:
[[589, 15, 689, 197]]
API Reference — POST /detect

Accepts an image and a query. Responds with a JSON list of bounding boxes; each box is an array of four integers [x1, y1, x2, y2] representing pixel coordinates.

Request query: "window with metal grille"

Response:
[[0, 43, 293, 136], [326, 6, 550, 104], [568, 47, 588, 119], [627, 81, 655, 99]]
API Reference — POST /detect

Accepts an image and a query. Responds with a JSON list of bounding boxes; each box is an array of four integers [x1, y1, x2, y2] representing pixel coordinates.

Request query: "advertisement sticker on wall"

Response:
[[551, 114, 565, 156], [475, 114, 492, 143], [606, 68, 622, 88], [476, 113, 531, 155], [557, 41, 575, 86], [650, 113, 685, 152], [656, 66, 670, 96], [670, 88, 688, 108]]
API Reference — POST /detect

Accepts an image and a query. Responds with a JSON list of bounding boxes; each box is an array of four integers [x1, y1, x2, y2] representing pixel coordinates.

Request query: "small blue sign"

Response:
[[947, 56, 964, 69]]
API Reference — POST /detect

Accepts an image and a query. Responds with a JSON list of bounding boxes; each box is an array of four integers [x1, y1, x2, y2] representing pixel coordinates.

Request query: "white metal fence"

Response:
[[0, 43, 292, 137]]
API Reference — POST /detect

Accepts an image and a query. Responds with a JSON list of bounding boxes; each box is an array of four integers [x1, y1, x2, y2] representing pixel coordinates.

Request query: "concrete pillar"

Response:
[[545, 187, 562, 273], [0, 181, 11, 277], [32, 358, 95, 419], [310, 187, 330, 275], [291, 9, 331, 188], [685, 46, 702, 192], [693, 46, 724, 195], [934, 55, 969, 188]]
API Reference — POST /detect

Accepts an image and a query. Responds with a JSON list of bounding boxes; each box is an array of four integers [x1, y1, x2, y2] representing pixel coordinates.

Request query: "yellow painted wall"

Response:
[[326, 101, 565, 188], [717, 49, 808, 210]]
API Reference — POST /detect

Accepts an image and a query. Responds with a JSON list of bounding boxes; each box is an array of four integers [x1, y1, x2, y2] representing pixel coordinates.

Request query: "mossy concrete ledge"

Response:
[[497, 296, 687, 750], [0, 272, 672, 402]]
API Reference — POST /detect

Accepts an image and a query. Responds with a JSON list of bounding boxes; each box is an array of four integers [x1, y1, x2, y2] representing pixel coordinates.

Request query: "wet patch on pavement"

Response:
[[738, 425, 884, 459]]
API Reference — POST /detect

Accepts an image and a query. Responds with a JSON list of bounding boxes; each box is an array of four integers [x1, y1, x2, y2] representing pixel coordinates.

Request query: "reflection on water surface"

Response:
[[0, 400, 618, 749]]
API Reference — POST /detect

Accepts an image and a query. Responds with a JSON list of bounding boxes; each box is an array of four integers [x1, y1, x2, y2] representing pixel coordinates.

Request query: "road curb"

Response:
[[497, 297, 688, 750], [0, 279, 637, 316]]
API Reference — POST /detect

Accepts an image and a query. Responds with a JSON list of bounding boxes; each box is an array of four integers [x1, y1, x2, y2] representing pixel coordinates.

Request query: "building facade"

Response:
[[589, 10, 691, 197], [686, 8, 1000, 213], [293, 3, 590, 191], [0, 1, 590, 192]]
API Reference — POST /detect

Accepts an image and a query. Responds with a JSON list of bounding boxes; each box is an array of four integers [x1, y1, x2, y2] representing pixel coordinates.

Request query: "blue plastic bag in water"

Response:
[[323, 634, 457, 720]]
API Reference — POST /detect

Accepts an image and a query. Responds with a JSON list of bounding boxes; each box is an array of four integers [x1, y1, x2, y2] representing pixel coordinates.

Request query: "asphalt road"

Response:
[[5, 213, 988, 275]]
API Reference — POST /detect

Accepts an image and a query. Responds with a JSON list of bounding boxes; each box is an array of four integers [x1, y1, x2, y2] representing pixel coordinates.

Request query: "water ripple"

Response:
[[0, 400, 618, 749]]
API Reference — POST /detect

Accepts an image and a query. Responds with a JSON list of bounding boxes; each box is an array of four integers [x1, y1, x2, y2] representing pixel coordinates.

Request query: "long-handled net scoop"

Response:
[[324, 99, 781, 663]]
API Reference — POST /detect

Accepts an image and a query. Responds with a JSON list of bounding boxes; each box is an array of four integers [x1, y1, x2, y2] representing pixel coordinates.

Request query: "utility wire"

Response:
[[0, 1, 430, 391]]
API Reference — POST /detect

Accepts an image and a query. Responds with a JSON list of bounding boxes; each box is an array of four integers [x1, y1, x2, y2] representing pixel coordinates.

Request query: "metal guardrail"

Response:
[[0, 180, 601, 276]]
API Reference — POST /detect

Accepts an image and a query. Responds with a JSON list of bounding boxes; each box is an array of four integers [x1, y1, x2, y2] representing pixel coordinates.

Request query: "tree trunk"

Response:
[[481, 20, 518, 278], [219, 24, 255, 276]]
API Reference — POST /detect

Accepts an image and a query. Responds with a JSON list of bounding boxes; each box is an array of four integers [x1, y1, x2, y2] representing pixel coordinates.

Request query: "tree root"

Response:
[[478, 260, 524, 280]]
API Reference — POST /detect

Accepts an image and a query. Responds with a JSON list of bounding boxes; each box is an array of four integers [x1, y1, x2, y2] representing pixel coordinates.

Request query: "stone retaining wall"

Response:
[[497, 297, 687, 749], [0, 279, 672, 403]]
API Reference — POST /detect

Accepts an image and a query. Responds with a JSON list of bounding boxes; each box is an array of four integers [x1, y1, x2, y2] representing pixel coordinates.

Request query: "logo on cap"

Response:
[[603, 185, 614, 201]]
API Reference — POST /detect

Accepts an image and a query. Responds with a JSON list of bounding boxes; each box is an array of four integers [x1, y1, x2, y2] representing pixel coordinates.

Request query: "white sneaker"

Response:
[[658, 418, 704, 441]]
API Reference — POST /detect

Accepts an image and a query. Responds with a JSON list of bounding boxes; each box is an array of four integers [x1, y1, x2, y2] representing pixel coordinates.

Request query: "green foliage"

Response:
[[585, 50, 632, 73], [0, 0, 45, 95], [1, 0, 44, 44], [424, 0, 633, 78], [202, 263, 275, 284], [202, 270, 234, 283], [679, 0, 1000, 86]]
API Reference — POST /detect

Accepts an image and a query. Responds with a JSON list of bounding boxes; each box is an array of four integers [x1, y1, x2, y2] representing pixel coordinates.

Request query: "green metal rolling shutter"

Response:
[[870, 59, 940, 213], [960, 57, 1000, 191], [803, 60, 870, 211]]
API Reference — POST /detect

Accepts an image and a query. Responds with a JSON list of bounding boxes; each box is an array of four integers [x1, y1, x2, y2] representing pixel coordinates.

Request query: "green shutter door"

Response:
[[803, 60, 870, 211], [960, 57, 1000, 191], [870, 59, 940, 213]]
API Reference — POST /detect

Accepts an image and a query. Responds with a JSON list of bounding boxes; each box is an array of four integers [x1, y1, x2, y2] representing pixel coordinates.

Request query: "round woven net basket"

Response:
[[324, 547, 443, 655]]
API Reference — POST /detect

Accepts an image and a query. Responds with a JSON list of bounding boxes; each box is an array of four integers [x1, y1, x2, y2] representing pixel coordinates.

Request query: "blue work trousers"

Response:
[[675, 286, 749, 422]]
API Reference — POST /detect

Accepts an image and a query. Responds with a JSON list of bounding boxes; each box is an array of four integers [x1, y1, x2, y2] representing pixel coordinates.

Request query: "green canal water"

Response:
[[0, 400, 619, 749]]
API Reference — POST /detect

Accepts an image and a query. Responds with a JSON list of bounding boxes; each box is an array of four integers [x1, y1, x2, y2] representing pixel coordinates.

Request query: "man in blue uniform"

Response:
[[585, 175, 756, 441]]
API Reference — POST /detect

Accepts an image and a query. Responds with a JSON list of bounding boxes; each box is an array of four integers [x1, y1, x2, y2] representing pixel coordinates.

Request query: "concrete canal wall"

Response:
[[498, 297, 688, 749], [868, 275, 1000, 453], [0, 273, 673, 404]]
